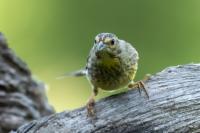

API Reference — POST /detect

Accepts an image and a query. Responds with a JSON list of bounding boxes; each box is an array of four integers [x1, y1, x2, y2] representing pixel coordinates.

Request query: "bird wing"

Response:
[[57, 44, 94, 79], [56, 69, 87, 79]]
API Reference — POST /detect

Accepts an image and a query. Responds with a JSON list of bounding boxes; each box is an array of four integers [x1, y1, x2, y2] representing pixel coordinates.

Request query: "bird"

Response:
[[59, 33, 149, 116]]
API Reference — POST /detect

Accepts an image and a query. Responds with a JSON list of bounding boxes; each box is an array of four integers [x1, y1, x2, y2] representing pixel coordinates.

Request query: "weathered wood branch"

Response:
[[0, 33, 54, 133], [11, 63, 200, 133]]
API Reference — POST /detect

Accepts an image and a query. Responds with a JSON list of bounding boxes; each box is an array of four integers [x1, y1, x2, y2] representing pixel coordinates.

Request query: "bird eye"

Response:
[[110, 39, 115, 45], [94, 39, 97, 44]]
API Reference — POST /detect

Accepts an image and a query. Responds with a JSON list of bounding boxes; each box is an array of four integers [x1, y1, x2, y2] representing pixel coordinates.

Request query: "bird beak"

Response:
[[97, 42, 106, 52]]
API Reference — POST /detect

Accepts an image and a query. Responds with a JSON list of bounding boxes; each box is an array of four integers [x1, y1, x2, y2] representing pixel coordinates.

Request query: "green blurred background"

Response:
[[0, 0, 200, 112]]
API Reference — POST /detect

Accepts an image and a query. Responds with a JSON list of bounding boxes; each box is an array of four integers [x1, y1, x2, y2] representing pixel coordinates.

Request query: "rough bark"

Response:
[[11, 63, 200, 133], [0, 33, 54, 133]]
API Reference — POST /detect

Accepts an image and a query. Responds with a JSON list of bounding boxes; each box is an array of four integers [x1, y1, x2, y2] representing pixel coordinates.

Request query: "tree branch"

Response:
[[11, 63, 200, 133], [0, 33, 54, 133]]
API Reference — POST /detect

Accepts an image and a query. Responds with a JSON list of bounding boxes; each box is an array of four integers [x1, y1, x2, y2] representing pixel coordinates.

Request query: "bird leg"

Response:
[[128, 74, 151, 98], [86, 87, 98, 117]]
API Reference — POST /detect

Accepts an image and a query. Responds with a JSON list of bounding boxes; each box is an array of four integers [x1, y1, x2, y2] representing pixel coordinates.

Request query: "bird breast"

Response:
[[87, 58, 134, 91]]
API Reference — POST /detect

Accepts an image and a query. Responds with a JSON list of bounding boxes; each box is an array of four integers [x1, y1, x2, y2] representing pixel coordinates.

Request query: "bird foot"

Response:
[[128, 74, 151, 98], [86, 98, 95, 117]]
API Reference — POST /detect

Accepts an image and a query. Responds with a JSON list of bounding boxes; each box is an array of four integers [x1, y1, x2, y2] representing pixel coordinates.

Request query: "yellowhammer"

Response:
[[60, 33, 149, 116]]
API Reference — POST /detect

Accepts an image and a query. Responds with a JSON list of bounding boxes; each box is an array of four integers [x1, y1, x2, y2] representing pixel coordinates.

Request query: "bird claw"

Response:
[[128, 81, 149, 98], [86, 98, 95, 117], [128, 74, 151, 98]]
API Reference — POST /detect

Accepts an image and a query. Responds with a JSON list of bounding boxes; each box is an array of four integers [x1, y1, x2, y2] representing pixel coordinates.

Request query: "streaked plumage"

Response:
[[86, 33, 138, 90], [61, 33, 148, 116]]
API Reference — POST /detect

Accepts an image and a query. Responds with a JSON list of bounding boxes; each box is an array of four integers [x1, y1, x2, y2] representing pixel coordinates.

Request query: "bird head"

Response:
[[93, 33, 121, 60]]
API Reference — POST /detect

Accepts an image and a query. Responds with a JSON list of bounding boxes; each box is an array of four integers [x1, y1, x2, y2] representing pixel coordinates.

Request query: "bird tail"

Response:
[[56, 69, 87, 79]]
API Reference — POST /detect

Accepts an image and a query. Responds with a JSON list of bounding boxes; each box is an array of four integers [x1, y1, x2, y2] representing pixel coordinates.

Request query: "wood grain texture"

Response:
[[12, 63, 200, 133], [0, 33, 54, 133]]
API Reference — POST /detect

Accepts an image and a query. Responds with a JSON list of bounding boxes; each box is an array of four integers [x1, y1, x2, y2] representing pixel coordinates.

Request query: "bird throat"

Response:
[[96, 53, 120, 67]]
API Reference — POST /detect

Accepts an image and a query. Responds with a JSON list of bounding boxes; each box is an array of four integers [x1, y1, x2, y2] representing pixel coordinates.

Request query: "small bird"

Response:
[[60, 33, 149, 116]]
